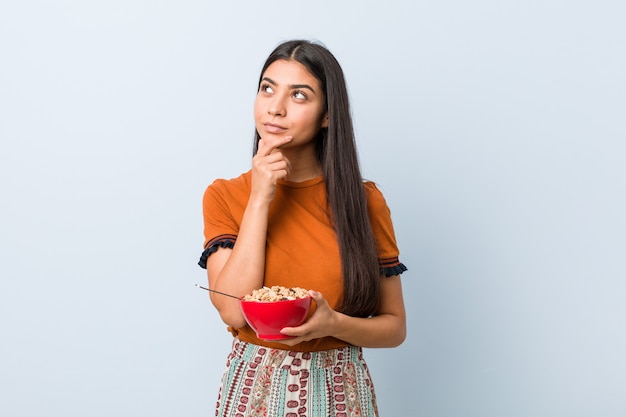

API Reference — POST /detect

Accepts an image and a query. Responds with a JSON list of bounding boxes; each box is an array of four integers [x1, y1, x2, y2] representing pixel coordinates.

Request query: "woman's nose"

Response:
[[268, 96, 286, 116]]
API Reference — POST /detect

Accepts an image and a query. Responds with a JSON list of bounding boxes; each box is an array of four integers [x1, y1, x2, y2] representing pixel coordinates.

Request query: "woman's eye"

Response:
[[260, 84, 273, 94], [293, 90, 307, 100]]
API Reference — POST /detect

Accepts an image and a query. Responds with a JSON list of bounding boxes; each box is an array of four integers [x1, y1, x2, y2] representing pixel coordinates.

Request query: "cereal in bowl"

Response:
[[243, 285, 309, 302]]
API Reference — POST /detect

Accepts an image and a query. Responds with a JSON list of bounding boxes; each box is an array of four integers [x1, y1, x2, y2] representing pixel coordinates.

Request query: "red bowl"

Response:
[[239, 296, 312, 340]]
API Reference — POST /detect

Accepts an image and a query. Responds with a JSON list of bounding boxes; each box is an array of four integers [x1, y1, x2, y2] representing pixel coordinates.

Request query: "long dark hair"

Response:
[[253, 40, 380, 317]]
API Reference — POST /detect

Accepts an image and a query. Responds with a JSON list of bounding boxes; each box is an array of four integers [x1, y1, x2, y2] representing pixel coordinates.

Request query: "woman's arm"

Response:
[[279, 274, 407, 348], [206, 135, 292, 328]]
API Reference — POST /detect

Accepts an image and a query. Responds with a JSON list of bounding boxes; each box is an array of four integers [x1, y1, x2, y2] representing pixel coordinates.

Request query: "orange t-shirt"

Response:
[[199, 171, 405, 351]]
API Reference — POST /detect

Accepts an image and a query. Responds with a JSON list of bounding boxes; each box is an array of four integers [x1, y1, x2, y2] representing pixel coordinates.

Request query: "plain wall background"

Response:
[[1, 1, 624, 416]]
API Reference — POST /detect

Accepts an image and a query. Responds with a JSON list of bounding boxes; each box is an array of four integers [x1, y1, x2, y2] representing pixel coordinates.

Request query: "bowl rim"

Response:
[[239, 295, 311, 304]]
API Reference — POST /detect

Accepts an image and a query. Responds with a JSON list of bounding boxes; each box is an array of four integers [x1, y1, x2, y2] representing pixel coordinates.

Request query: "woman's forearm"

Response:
[[208, 197, 270, 327], [279, 277, 406, 349], [331, 312, 406, 348]]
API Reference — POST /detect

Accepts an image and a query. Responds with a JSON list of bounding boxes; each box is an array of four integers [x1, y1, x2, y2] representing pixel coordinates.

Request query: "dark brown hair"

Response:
[[254, 40, 380, 317]]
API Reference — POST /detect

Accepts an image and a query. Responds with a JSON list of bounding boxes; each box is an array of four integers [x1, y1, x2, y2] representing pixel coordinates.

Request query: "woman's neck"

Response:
[[282, 147, 322, 182]]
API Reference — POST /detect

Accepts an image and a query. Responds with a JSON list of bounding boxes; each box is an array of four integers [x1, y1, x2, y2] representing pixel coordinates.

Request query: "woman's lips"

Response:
[[264, 123, 287, 134]]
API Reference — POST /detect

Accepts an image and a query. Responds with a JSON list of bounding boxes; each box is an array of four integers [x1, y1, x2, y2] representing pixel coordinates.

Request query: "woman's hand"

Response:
[[250, 136, 292, 204], [277, 275, 406, 348], [277, 291, 339, 346]]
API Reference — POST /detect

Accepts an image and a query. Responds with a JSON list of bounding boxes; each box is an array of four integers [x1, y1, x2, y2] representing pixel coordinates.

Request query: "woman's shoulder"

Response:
[[205, 170, 251, 193], [363, 180, 389, 208], [202, 171, 252, 206]]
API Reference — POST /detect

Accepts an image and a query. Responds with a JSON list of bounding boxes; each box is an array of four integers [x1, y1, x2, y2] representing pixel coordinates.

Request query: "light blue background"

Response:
[[1, 1, 624, 416]]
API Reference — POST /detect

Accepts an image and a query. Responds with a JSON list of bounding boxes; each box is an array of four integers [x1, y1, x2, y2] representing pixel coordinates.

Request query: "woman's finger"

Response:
[[252, 153, 291, 176], [256, 136, 293, 157]]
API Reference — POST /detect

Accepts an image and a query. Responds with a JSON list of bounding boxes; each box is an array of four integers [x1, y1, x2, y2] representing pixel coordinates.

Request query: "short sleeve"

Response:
[[197, 174, 250, 269], [364, 182, 408, 277]]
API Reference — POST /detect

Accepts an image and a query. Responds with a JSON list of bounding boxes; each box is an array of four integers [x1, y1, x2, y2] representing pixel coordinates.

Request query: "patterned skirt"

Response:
[[214, 338, 379, 417]]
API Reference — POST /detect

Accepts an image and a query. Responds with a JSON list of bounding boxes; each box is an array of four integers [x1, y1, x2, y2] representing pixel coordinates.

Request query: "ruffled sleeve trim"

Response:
[[197, 234, 237, 269], [379, 256, 408, 277]]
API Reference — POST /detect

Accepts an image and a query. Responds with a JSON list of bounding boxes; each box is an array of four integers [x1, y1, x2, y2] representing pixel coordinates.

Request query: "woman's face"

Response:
[[254, 59, 328, 149]]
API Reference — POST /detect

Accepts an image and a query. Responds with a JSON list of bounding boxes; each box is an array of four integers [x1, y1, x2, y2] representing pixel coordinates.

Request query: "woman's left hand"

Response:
[[276, 275, 406, 348], [277, 290, 338, 346]]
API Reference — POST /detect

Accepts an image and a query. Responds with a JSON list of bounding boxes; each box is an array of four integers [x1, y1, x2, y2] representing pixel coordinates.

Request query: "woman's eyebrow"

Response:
[[291, 83, 316, 93], [262, 77, 316, 93], [262, 76, 277, 86]]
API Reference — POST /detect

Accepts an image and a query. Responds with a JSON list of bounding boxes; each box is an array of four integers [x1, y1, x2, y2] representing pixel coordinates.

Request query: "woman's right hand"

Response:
[[250, 136, 292, 204]]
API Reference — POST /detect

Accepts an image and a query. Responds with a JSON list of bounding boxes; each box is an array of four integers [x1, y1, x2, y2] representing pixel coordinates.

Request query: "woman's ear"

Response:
[[321, 113, 329, 128]]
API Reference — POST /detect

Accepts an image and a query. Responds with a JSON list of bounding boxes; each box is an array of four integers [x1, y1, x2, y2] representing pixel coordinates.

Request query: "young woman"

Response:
[[199, 39, 407, 417]]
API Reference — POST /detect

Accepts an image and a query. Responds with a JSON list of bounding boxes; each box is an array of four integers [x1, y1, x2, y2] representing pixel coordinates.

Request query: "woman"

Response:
[[199, 39, 407, 417]]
